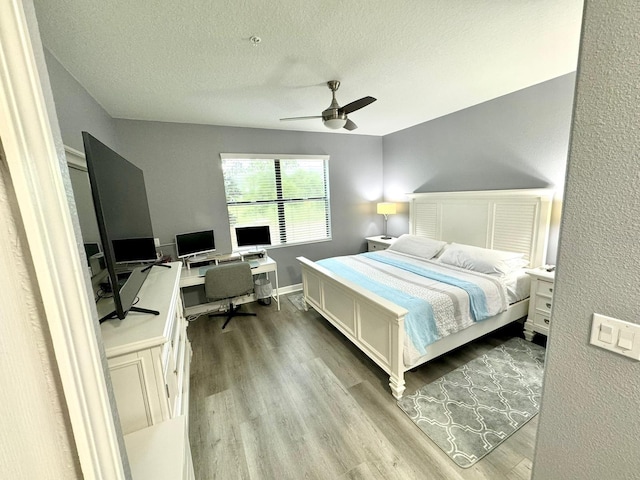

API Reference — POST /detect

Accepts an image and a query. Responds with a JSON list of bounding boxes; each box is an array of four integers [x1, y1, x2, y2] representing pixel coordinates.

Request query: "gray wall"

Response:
[[44, 49, 119, 152], [532, 1, 640, 478], [382, 74, 576, 263], [114, 120, 383, 287], [43, 46, 576, 288]]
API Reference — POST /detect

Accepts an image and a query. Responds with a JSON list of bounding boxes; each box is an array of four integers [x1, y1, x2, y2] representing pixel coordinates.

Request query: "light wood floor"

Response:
[[188, 294, 545, 480]]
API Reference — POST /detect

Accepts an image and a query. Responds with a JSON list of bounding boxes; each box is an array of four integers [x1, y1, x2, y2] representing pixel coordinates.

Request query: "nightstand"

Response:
[[366, 235, 397, 252], [524, 267, 555, 341]]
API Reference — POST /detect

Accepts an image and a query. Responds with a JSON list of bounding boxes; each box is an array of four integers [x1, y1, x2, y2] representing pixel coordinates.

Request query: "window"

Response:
[[220, 154, 331, 248]]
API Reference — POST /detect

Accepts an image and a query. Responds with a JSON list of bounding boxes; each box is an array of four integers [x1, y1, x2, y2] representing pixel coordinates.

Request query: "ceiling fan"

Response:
[[280, 80, 376, 131]]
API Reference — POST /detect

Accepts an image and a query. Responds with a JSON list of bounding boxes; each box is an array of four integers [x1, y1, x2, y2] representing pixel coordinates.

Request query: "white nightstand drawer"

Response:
[[533, 312, 551, 329], [368, 241, 386, 251], [536, 280, 554, 296], [365, 236, 397, 252], [524, 267, 555, 341], [534, 296, 554, 313]]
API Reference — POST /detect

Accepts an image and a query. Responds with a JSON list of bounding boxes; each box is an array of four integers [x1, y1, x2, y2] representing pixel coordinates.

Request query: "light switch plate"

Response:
[[590, 313, 640, 361]]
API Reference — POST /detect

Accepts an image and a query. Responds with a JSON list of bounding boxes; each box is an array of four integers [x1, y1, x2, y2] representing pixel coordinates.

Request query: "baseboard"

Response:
[[277, 283, 302, 295]]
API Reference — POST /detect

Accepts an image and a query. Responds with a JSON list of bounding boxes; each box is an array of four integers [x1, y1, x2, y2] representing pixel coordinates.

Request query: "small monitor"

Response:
[[83, 242, 101, 258], [175, 230, 216, 259], [235, 225, 271, 249], [112, 237, 157, 264]]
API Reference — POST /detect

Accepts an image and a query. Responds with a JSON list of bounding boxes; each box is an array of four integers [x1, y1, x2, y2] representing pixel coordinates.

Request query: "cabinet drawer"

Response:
[[368, 241, 389, 251], [533, 312, 551, 329], [534, 295, 554, 313], [536, 280, 554, 296]]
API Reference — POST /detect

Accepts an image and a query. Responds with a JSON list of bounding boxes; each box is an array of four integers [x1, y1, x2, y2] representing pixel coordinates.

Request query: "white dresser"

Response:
[[366, 235, 397, 252], [524, 267, 555, 341], [99, 262, 194, 478]]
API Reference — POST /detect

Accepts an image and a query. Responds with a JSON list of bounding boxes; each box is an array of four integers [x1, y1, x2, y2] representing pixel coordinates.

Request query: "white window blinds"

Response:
[[220, 154, 331, 248]]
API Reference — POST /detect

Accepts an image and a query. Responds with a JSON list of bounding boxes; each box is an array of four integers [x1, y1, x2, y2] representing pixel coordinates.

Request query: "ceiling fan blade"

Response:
[[339, 96, 376, 115], [343, 119, 358, 131], [280, 116, 322, 121]]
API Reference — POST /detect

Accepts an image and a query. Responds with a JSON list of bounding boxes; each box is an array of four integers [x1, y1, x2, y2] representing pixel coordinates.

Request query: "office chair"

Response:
[[204, 262, 256, 329]]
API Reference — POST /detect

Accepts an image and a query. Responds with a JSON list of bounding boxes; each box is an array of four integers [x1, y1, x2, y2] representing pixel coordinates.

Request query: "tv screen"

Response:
[[112, 237, 157, 263], [175, 230, 216, 259], [83, 132, 157, 323], [235, 225, 271, 248]]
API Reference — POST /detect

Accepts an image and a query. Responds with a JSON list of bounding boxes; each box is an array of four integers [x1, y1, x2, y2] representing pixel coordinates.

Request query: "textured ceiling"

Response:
[[33, 0, 584, 136]]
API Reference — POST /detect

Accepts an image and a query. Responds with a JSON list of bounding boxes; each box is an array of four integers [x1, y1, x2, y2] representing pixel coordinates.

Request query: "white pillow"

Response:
[[438, 242, 527, 276], [387, 234, 446, 260]]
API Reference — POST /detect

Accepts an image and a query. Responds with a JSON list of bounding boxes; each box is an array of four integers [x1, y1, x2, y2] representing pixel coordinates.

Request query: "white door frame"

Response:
[[0, 1, 126, 478]]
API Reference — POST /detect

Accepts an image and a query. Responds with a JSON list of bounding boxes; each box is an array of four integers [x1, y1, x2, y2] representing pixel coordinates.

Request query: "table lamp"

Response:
[[376, 202, 397, 239]]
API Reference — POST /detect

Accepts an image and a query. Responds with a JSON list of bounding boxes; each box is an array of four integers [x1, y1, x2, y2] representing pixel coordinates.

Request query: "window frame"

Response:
[[220, 153, 332, 248]]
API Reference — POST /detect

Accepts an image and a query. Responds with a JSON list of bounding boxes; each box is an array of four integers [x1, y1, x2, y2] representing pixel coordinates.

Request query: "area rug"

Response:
[[287, 293, 307, 311], [397, 337, 545, 468]]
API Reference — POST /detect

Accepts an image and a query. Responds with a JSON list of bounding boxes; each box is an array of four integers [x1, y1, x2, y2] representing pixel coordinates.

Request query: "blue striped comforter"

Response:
[[317, 251, 508, 359]]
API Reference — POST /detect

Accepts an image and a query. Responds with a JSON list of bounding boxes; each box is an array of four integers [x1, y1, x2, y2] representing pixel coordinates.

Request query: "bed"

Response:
[[297, 189, 553, 399]]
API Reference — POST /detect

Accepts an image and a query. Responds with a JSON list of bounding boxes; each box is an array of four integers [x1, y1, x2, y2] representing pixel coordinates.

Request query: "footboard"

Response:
[[297, 256, 409, 398]]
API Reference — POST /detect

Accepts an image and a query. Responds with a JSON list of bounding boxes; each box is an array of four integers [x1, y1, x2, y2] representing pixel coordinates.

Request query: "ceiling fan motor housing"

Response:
[[323, 80, 347, 128]]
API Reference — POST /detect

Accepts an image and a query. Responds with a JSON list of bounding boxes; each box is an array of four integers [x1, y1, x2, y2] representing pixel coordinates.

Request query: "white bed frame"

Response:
[[297, 189, 553, 398]]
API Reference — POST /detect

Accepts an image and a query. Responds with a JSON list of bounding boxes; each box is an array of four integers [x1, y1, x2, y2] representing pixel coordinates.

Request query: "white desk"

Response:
[[179, 256, 279, 317]]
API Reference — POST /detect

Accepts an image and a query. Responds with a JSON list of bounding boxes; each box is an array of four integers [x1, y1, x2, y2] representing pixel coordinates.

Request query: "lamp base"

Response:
[[381, 236, 392, 240]]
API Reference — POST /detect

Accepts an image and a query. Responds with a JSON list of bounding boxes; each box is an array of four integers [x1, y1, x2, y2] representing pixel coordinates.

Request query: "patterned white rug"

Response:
[[397, 337, 545, 468]]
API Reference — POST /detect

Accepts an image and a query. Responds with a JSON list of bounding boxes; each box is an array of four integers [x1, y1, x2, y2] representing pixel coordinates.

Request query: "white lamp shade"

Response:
[[376, 202, 397, 215]]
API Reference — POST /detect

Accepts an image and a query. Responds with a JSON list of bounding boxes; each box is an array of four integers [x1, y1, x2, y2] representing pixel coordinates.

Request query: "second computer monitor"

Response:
[[175, 229, 216, 259], [235, 225, 271, 250]]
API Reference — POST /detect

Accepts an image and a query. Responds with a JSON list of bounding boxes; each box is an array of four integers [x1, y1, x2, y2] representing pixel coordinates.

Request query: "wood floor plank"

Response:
[[188, 293, 538, 480]]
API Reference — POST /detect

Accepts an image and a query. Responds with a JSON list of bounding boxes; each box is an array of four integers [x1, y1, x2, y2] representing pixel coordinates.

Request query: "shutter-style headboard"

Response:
[[407, 189, 553, 267]]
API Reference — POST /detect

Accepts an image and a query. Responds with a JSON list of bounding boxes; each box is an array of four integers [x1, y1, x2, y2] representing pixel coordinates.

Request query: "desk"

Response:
[[179, 256, 279, 317]]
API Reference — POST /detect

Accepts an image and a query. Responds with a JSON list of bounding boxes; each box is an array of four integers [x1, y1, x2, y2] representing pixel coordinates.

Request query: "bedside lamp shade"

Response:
[[376, 202, 396, 239], [376, 202, 397, 216]]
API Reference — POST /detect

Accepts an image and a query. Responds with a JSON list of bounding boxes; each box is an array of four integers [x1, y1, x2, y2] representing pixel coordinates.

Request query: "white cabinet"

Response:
[[524, 267, 555, 340], [124, 415, 194, 480], [99, 262, 193, 477], [366, 235, 397, 252]]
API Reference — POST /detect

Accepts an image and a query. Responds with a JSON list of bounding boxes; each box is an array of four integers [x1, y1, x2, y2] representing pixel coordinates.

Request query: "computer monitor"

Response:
[[175, 230, 216, 259], [235, 225, 271, 250], [112, 237, 157, 264], [83, 242, 101, 261]]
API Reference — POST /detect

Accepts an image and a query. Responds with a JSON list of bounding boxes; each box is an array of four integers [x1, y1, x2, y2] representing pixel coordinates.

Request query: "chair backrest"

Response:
[[204, 262, 254, 302]]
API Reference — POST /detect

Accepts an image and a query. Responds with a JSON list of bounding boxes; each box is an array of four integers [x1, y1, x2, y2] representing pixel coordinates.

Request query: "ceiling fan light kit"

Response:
[[281, 80, 376, 131], [323, 117, 347, 129]]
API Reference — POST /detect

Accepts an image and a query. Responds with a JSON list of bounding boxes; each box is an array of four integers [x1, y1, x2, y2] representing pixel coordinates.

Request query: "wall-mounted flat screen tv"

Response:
[[235, 225, 271, 250], [175, 230, 216, 259], [83, 132, 159, 323]]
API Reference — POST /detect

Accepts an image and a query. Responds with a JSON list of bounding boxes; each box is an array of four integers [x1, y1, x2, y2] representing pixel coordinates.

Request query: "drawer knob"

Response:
[[549, 287, 553, 293], [544, 318, 550, 324], [546, 302, 552, 309]]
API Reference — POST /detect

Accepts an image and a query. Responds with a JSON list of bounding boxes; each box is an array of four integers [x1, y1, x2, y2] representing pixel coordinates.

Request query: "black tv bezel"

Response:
[[235, 225, 272, 248], [175, 229, 216, 259], [82, 132, 155, 322]]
